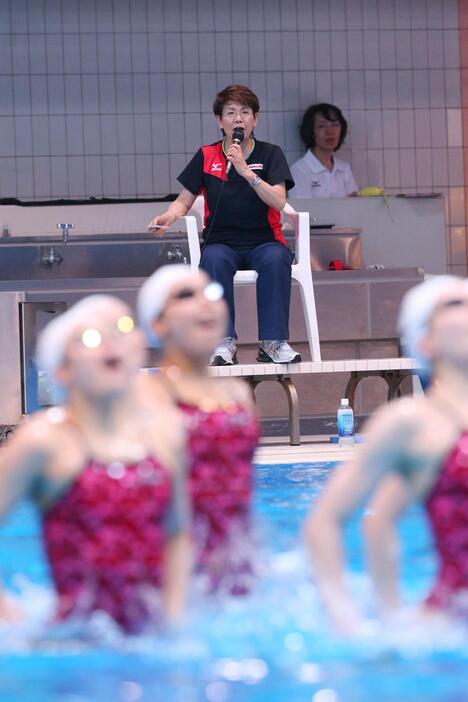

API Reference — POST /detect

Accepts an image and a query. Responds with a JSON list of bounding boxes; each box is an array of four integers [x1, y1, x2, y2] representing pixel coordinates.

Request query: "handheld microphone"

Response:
[[225, 127, 245, 174]]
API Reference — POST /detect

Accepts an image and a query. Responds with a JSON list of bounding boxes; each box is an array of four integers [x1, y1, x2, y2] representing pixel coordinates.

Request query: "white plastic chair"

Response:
[[182, 195, 321, 361]]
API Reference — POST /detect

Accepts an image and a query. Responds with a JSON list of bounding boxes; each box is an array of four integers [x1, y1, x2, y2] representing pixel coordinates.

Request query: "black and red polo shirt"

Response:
[[177, 139, 294, 250]]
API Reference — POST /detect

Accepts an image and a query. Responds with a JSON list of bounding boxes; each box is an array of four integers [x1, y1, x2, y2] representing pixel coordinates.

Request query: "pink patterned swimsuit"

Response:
[[425, 434, 468, 613], [42, 456, 183, 633], [179, 402, 259, 593]]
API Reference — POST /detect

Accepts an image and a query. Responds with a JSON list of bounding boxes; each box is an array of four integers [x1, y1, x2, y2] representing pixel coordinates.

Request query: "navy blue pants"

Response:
[[199, 241, 293, 340]]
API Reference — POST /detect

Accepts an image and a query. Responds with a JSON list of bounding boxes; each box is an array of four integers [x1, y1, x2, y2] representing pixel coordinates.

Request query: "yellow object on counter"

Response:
[[359, 186, 385, 197]]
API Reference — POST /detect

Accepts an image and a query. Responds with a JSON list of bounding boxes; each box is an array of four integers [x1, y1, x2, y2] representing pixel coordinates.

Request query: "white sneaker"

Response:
[[257, 340, 301, 364], [210, 337, 238, 366]]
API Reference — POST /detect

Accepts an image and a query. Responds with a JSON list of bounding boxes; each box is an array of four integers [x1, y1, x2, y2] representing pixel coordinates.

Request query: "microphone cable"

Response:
[[200, 179, 226, 252]]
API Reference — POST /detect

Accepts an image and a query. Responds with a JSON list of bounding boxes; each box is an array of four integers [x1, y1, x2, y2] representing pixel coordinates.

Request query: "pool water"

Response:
[[0, 462, 467, 702]]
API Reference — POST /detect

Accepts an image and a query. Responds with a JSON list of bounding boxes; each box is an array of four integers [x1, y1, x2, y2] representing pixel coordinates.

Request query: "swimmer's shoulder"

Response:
[[358, 396, 436, 467], [371, 394, 460, 441], [136, 371, 172, 402], [360, 396, 457, 488], [6, 406, 73, 454], [216, 376, 255, 409], [0, 407, 86, 501], [363, 396, 426, 439]]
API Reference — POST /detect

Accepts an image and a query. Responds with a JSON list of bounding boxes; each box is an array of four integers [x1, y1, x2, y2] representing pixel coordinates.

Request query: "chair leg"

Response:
[[247, 378, 260, 402], [277, 377, 301, 446], [383, 371, 406, 402], [295, 274, 321, 361], [411, 373, 425, 395], [344, 372, 361, 410]]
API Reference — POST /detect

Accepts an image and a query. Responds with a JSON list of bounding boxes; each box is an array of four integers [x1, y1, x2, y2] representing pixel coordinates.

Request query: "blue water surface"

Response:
[[0, 462, 467, 702]]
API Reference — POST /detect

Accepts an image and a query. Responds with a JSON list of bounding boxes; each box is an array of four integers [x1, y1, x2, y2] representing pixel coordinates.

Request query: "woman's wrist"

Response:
[[249, 174, 262, 189], [166, 205, 184, 223]]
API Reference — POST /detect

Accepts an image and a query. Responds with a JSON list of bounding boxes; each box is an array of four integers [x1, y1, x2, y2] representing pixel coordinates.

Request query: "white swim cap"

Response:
[[36, 294, 130, 377], [398, 275, 466, 373], [137, 264, 196, 341]]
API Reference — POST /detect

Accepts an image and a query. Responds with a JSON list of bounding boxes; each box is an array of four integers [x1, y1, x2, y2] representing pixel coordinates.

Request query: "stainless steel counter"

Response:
[[0, 232, 189, 280]]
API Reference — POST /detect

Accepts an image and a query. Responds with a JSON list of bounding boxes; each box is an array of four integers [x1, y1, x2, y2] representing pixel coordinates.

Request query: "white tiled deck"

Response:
[[254, 435, 359, 465]]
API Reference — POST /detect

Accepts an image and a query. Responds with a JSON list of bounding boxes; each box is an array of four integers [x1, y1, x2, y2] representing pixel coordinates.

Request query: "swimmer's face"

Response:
[[152, 271, 228, 361], [423, 282, 468, 369], [58, 301, 146, 396]]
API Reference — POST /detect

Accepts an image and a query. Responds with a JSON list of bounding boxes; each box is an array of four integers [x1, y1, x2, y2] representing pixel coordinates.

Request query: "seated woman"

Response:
[[148, 83, 300, 366], [0, 295, 190, 634], [307, 275, 468, 634], [138, 265, 259, 594], [289, 103, 358, 198]]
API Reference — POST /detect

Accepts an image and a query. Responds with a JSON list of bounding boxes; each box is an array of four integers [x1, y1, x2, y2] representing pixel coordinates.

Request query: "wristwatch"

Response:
[[250, 174, 261, 189]]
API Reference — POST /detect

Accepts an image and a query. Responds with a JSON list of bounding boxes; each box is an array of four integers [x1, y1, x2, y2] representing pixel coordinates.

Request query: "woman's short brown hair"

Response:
[[213, 85, 260, 117]]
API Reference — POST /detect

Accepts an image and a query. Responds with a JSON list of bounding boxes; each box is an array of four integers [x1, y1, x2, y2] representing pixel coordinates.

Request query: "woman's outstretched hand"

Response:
[[148, 212, 175, 237]]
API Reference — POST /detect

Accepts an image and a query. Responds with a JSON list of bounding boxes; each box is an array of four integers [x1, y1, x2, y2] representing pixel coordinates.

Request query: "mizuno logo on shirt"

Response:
[[211, 163, 223, 172]]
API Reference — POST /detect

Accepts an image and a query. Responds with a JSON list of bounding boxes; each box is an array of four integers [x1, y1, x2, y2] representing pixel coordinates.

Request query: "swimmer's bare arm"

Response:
[[160, 436, 192, 624], [363, 472, 414, 615], [148, 188, 196, 236], [305, 401, 419, 632], [363, 404, 452, 616], [162, 531, 192, 623]]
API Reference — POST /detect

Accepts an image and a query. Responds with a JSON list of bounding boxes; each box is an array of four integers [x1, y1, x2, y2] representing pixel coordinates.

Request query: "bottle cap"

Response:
[[340, 398, 349, 406]]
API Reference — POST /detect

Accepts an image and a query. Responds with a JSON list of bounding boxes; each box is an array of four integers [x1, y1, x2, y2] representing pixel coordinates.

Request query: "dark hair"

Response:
[[213, 85, 260, 117], [299, 103, 347, 151]]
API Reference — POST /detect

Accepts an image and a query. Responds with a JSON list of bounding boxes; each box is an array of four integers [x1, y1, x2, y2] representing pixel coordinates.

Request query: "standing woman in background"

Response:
[[0, 295, 190, 634], [148, 84, 300, 366], [138, 265, 259, 595], [289, 103, 358, 198]]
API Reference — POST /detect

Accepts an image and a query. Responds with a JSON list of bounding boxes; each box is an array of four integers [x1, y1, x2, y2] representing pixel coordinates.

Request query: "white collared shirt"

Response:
[[289, 150, 358, 198]]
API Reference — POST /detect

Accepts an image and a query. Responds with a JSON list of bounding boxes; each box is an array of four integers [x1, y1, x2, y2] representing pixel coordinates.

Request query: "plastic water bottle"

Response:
[[337, 398, 354, 447]]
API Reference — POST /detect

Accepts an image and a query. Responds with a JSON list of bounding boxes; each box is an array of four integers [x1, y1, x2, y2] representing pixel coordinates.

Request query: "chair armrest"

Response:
[[181, 215, 201, 269]]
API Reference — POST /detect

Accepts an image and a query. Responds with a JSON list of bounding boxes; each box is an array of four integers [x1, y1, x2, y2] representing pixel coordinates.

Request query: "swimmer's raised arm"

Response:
[[148, 188, 197, 236]]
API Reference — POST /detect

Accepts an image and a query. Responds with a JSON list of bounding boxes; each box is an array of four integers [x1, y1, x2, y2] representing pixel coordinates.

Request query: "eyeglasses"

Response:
[[77, 315, 135, 349], [222, 107, 254, 119], [170, 281, 224, 304]]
